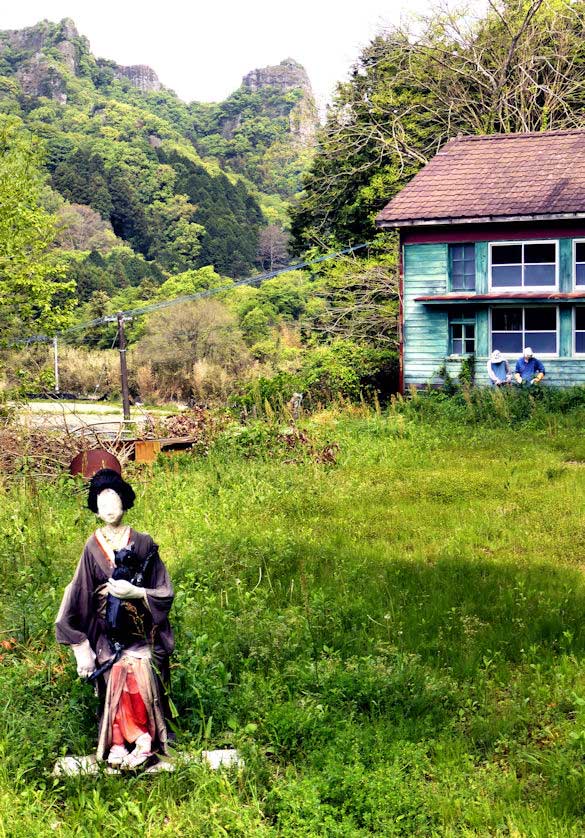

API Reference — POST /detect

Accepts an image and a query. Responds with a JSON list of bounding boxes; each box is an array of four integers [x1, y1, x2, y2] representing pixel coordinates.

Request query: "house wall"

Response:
[[403, 244, 449, 387], [402, 233, 585, 390]]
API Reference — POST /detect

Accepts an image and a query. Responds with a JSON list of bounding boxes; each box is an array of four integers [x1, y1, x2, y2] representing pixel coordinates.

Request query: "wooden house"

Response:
[[375, 130, 585, 390]]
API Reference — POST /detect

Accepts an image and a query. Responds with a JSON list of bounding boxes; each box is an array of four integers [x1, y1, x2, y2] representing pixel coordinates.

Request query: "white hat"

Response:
[[523, 346, 533, 357], [491, 350, 503, 362]]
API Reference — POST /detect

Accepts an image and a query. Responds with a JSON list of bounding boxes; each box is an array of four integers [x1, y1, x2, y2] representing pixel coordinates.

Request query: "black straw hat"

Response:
[[87, 468, 136, 513]]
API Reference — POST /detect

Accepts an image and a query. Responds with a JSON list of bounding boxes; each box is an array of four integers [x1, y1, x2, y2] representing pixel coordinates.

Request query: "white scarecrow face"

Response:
[[97, 488, 124, 526]]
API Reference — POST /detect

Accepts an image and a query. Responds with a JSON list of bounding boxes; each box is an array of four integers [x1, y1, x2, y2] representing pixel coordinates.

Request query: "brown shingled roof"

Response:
[[376, 130, 585, 228]]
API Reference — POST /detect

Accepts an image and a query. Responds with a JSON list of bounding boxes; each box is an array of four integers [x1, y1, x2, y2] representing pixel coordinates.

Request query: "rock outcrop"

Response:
[[113, 64, 161, 93], [241, 58, 319, 145], [243, 58, 311, 95], [0, 18, 86, 102], [0, 18, 162, 101], [16, 53, 68, 103]]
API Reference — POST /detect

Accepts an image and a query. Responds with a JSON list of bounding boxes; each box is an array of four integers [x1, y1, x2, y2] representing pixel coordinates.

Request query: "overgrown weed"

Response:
[[3, 405, 585, 833]]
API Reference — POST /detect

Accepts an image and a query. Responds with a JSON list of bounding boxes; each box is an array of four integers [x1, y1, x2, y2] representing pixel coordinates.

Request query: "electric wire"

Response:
[[12, 242, 370, 347]]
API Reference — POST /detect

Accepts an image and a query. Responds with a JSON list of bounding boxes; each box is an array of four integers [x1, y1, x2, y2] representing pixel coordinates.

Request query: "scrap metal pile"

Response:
[[0, 422, 88, 477], [0, 405, 220, 478]]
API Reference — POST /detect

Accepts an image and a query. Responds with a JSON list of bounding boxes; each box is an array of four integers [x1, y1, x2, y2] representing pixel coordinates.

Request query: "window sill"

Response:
[[488, 286, 559, 293]]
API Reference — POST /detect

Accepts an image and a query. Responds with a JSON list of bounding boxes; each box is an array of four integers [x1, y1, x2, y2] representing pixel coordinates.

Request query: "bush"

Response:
[[232, 341, 398, 415], [397, 384, 585, 429]]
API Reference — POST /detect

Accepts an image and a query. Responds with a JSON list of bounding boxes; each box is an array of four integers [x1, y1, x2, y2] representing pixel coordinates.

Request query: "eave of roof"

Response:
[[414, 292, 585, 305], [377, 211, 585, 229]]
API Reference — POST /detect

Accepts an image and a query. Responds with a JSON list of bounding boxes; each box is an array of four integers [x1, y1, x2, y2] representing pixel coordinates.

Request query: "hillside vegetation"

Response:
[[4, 400, 585, 835], [0, 18, 317, 291]]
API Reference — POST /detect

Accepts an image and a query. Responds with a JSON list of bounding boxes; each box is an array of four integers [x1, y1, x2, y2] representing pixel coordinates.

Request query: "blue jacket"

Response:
[[515, 356, 545, 381]]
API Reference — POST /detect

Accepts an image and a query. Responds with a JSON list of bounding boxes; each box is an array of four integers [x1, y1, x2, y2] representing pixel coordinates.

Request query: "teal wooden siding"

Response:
[[559, 307, 572, 357], [403, 244, 449, 387], [475, 242, 488, 294], [476, 309, 489, 357], [559, 238, 572, 293], [403, 237, 585, 389]]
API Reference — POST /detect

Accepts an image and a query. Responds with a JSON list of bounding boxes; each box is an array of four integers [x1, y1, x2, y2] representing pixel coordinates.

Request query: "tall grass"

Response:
[[3, 408, 585, 834]]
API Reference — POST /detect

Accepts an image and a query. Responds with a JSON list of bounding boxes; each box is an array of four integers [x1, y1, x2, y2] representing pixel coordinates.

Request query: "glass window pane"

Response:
[[492, 333, 523, 353], [524, 243, 555, 263], [492, 308, 522, 331], [524, 264, 555, 286], [576, 332, 585, 353], [465, 325, 475, 340], [576, 308, 585, 330], [451, 324, 463, 339], [576, 242, 585, 263], [492, 245, 522, 265], [526, 332, 557, 353], [525, 307, 556, 330], [451, 245, 475, 291], [492, 265, 522, 286], [465, 339, 475, 353], [576, 264, 585, 285], [452, 339, 463, 354]]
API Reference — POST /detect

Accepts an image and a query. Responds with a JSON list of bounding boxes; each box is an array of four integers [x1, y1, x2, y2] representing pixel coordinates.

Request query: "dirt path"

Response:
[[15, 401, 163, 435]]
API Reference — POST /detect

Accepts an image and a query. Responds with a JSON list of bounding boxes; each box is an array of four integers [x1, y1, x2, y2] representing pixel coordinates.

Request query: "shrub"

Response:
[[232, 341, 398, 415]]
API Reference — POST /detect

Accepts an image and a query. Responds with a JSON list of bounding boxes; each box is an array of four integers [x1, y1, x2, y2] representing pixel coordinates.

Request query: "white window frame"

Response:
[[489, 305, 559, 359], [488, 240, 559, 291], [573, 239, 585, 288], [573, 306, 585, 356]]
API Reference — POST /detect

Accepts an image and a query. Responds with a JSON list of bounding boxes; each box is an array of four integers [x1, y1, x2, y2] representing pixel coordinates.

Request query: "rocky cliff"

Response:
[[0, 18, 85, 101], [0, 18, 161, 99], [0, 18, 317, 201], [241, 58, 319, 144], [113, 64, 161, 93]]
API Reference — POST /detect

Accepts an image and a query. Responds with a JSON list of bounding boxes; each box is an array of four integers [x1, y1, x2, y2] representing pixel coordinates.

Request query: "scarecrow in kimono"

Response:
[[55, 468, 174, 769]]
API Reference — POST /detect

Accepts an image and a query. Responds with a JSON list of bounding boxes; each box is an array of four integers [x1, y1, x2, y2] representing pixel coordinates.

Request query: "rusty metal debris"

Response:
[[0, 404, 224, 478]]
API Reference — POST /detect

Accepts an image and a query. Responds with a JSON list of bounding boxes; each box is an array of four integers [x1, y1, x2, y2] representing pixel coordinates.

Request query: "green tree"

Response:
[[146, 194, 204, 272], [291, 0, 585, 250], [0, 116, 74, 340], [156, 265, 231, 301]]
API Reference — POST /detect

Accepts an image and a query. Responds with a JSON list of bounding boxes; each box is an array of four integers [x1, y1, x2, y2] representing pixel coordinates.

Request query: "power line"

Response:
[[13, 242, 370, 347]]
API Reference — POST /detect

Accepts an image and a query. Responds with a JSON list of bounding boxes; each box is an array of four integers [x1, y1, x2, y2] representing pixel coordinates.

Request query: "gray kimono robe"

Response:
[[55, 529, 174, 758]]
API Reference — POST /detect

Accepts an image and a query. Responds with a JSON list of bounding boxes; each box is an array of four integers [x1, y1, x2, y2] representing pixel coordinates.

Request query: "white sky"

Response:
[[1, 0, 434, 108]]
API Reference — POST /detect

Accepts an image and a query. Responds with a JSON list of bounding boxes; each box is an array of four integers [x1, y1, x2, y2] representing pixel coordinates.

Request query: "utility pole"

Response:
[[53, 336, 60, 395], [117, 312, 131, 420]]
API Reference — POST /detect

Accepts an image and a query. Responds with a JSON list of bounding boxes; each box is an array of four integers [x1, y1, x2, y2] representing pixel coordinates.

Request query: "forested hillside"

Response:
[[0, 18, 398, 404], [6, 1, 585, 409], [0, 18, 317, 287]]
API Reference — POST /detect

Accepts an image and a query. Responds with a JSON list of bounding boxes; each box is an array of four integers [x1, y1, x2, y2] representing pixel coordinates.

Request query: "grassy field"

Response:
[[4, 398, 585, 835]]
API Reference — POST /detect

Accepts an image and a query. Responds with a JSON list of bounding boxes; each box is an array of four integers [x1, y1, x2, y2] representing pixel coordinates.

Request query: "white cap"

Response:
[[491, 350, 503, 362], [523, 346, 533, 357]]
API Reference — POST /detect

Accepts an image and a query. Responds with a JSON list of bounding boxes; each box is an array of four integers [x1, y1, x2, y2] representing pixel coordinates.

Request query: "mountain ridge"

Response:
[[0, 17, 319, 283]]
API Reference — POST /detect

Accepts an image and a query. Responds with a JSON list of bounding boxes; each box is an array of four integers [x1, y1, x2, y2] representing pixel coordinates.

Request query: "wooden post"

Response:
[[53, 336, 60, 394], [117, 312, 131, 421]]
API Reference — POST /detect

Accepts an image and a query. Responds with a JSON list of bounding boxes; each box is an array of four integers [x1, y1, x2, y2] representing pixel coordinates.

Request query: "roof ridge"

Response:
[[453, 128, 585, 143]]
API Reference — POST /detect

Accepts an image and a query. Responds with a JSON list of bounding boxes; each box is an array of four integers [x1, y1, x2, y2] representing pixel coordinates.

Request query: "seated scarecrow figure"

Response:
[[55, 467, 174, 769]]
